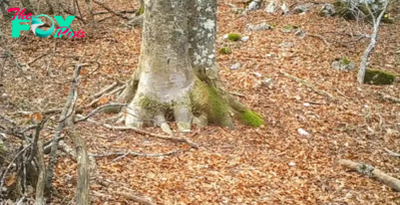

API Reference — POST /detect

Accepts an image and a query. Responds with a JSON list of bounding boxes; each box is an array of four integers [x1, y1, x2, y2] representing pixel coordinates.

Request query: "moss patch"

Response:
[[282, 24, 298, 30], [137, 95, 169, 111], [191, 78, 232, 127], [281, 24, 299, 33], [219, 47, 232, 54], [341, 57, 351, 65], [238, 109, 264, 127], [228, 33, 242, 41], [364, 69, 396, 85]]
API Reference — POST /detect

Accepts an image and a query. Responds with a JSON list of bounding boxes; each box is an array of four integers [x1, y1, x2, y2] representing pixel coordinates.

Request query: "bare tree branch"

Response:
[[384, 148, 400, 157], [92, 0, 129, 19], [357, 0, 390, 84], [45, 64, 82, 194], [75, 103, 126, 123], [339, 159, 400, 191], [91, 149, 186, 162]]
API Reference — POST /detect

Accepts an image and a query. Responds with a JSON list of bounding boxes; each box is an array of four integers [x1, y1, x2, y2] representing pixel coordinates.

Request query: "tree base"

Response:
[[121, 76, 264, 133]]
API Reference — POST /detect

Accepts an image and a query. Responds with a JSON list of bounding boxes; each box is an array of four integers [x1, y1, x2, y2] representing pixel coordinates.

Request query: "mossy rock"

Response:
[[341, 57, 351, 65], [219, 47, 232, 54], [238, 109, 264, 127], [364, 69, 396, 85], [228, 33, 242, 41], [281, 25, 299, 33]]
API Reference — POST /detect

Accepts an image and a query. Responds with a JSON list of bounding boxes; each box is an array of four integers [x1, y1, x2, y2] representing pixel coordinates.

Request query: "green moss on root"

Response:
[[191, 78, 232, 127], [228, 33, 242, 41], [138, 95, 168, 111], [219, 47, 232, 54], [135, 0, 145, 15], [364, 69, 396, 85], [238, 109, 264, 127]]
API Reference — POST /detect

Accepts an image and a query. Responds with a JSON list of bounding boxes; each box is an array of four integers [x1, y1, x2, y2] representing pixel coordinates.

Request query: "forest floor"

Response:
[[0, 0, 400, 204]]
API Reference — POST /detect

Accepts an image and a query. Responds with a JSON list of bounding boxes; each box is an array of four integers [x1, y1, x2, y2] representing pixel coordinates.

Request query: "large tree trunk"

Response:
[[124, 0, 264, 131], [125, 0, 194, 132]]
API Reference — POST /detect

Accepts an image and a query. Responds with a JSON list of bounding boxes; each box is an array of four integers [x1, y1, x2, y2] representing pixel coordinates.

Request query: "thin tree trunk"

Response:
[[357, 0, 389, 84]]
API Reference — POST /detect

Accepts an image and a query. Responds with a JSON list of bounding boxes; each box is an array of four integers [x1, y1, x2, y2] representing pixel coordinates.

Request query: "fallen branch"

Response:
[[93, 10, 136, 15], [86, 85, 126, 108], [78, 117, 199, 148], [25, 51, 51, 66], [75, 103, 126, 123], [102, 124, 199, 149], [92, 0, 129, 19], [339, 159, 400, 191], [92, 81, 120, 99], [112, 191, 157, 205], [279, 70, 335, 99], [46, 64, 82, 194], [384, 148, 400, 157], [91, 149, 186, 162], [308, 33, 330, 47], [377, 93, 400, 104]]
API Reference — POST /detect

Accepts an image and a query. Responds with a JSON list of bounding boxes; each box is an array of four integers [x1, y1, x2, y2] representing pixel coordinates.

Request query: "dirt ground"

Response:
[[0, 0, 399, 204]]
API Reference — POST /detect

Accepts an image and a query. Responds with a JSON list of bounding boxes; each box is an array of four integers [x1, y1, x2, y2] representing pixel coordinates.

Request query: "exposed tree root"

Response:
[[102, 124, 199, 149], [339, 159, 400, 191]]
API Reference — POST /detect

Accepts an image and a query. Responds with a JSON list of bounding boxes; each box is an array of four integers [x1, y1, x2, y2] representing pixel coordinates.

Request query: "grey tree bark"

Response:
[[357, 0, 389, 84], [123, 0, 263, 131], [125, 0, 194, 132]]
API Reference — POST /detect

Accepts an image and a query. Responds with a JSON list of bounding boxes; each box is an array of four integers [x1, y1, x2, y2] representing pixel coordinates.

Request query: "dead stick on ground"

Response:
[[338, 159, 400, 191], [384, 148, 400, 157], [112, 191, 157, 205], [74, 114, 199, 148], [92, 81, 119, 99], [91, 149, 187, 162], [377, 92, 400, 104], [102, 124, 199, 149], [279, 70, 335, 99], [308, 33, 330, 47], [86, 85, 126, 108], [92, 0, 129, 19], [75, 103, 126, 123]]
